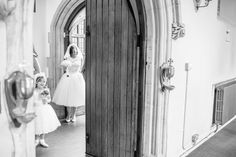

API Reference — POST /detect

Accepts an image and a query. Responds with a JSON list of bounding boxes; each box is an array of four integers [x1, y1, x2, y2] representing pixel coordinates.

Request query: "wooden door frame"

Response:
[[131, 0, 145, 156], [48, 0, 185, 157]]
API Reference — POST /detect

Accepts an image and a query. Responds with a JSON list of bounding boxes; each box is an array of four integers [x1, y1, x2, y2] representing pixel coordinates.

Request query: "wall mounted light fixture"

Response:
[[193, 0, 213, 11]]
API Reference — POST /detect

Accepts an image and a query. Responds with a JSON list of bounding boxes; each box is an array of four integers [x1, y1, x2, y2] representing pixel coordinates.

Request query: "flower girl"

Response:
[[34, 73, 61, 148]]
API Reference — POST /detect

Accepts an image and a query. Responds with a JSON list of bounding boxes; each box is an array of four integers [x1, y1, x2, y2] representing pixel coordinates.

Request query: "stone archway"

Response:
[[139, 0, 184, 157], [48, 0, 184, 156]]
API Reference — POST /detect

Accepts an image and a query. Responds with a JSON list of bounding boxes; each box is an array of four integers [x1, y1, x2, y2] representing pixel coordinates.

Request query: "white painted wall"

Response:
[[33, 0, 62, 73], [0, 21, 14, 157], [33, 0, 47, 72], [167, 0, 236, 156]]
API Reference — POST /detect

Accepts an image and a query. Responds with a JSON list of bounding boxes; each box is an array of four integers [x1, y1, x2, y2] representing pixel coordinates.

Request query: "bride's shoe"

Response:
[[65, 117, 70, 123], [71, 115, 76, 122]]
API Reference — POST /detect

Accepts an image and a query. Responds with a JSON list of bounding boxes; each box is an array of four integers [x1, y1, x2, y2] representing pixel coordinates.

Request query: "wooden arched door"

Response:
[[85, 0, 142, 156]]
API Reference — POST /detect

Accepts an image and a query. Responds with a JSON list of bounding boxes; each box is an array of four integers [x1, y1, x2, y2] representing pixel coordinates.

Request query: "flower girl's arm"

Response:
[[46, 91, 51, 103], [42, 87, 51, 103]]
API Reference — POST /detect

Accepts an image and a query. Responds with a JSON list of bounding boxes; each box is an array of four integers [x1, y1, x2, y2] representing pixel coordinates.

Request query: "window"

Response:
[[69, 8, 86, 60]]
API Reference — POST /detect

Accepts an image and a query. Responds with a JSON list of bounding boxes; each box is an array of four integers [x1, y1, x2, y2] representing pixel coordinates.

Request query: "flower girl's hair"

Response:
[[34, 72, 47, 88]]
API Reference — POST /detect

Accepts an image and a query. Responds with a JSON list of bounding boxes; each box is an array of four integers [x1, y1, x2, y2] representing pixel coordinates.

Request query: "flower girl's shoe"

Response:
[[35, 139, 39, 147], [40, 139, 49, 148]]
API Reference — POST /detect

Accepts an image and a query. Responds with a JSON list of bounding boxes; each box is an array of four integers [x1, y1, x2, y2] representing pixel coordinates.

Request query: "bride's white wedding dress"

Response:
[[52, 56, 85, 107]]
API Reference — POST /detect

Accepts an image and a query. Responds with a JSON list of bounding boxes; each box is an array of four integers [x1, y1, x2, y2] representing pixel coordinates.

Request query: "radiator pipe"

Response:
[[181, 64, 189, 150]]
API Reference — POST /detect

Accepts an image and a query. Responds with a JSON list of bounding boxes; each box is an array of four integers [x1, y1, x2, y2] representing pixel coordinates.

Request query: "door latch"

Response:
[[86, 26, 91, 36], [160, 58, 175, 92], [4, 70, 36, 127], [86, 133, 90, 144]]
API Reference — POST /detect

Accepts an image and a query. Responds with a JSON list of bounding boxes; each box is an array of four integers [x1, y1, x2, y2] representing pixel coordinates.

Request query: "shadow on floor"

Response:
[[36, 115, 85, 157]]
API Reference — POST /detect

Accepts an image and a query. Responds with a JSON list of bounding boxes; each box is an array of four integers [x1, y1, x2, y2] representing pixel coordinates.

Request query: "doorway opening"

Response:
[[46, 0, 146, 157], [37, 1, 86, 157]]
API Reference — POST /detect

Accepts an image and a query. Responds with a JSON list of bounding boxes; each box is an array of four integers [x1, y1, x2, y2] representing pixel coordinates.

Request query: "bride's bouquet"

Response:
[[61, 59, 72, 67]]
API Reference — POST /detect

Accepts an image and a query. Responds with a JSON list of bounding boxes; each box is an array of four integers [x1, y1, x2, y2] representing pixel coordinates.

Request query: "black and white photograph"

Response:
[[0, 0, 236, 157]]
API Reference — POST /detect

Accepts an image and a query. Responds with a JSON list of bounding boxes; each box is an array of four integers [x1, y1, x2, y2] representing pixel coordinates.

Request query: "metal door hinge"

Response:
[[86, 26, 91, 36], [86, 133, 90, 144], [137, 34, 141, 47], [134, 150, 137, 157], [86, 153, 96, 157]]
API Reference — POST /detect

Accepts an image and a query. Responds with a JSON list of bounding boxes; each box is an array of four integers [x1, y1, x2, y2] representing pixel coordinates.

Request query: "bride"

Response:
[[52, 43, 85, 123]]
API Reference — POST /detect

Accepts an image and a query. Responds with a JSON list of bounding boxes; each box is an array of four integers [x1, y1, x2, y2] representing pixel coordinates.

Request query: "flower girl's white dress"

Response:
[[52, 56, 85, 107], [34, 88, 61, 135]]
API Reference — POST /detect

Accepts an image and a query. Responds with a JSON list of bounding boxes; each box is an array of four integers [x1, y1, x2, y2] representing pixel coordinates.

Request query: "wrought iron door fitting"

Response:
[[4, 70, 35, 127], [160, 59, 175, 92]]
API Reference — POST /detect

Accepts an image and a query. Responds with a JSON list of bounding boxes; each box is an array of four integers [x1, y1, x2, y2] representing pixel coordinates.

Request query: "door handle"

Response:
[[4, 70, 36, 127]]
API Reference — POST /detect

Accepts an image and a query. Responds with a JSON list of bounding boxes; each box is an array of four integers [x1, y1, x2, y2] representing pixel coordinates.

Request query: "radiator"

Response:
[[213, 79, 236, 125]]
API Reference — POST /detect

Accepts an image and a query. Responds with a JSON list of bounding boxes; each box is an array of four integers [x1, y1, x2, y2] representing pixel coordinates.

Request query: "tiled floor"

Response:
[[188, 120, 236, 157], [36, 115, 85, 157]]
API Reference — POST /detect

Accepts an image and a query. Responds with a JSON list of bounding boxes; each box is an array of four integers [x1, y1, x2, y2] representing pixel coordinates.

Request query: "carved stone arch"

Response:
[[140, 0, 182, 157]]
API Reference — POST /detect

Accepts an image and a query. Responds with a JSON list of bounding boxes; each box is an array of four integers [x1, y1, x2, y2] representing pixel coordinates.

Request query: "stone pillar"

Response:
[[0, 0, 35, 157]]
